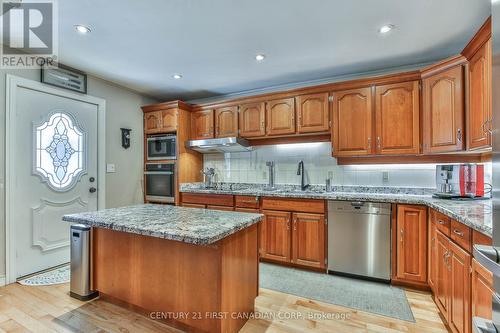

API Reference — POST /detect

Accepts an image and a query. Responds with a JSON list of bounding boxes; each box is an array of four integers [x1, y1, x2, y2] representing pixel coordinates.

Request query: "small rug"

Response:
[[17, 264, 70, 286], [260, 263, 415, 322]]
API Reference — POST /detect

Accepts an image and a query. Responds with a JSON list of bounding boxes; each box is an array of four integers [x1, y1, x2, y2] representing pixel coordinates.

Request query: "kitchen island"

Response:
[[63, 204, 262, 333]]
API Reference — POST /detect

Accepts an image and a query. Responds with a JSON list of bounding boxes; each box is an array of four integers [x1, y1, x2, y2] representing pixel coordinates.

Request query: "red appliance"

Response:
[[434, 164, 486, 198]]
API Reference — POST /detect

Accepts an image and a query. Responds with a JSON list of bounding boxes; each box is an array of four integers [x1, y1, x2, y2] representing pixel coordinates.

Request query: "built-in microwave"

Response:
[[146, 135, 176, 161], [144, 163, 175, 203]]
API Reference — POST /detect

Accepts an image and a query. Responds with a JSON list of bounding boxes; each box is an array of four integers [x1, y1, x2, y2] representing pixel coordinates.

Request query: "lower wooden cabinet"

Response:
[[435, 230, 450, 319], [471, 259, 493, 320], [448, 240, 471, 333], [395, 205, 427, 284], [433, 228, 472, 333], [292, 213, 326, 269], [428, 216, 437, 293], [261, 210, 291, 263], [261, 210, 326, 269]]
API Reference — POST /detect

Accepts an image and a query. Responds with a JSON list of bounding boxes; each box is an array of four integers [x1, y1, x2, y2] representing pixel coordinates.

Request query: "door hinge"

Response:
[[325, 258, 328, 265]]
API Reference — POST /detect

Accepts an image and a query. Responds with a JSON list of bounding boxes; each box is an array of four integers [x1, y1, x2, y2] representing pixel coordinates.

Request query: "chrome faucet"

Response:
[[265, 161, 276, 190], [296, 160, 310, 191]]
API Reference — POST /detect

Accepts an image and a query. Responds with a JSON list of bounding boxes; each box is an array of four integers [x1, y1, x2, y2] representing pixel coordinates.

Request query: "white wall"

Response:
[[204, 142, 492, 188], [0, 69, 156, 278]]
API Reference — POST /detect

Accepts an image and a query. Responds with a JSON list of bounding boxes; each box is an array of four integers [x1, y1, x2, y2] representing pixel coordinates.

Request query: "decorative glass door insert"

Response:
[[33, 112, 86, 191]]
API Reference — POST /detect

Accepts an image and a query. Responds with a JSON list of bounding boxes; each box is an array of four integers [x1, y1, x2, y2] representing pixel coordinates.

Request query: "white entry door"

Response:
[[7, 75, 104, 281]]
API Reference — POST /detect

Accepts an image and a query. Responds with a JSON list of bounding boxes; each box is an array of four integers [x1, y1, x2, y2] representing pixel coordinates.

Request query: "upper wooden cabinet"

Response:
[[467, 38, 492, 150], [239, 102, 265, 137], [395, 205, 427, 283], [423, 65, 465, 154], [144, 111, 163, 134], [215, 106, 238, 138], [295, 93, 330, 134], [331, 87, 373, 157], [266, 98, 296, 136], [191, 110, 214, 140], [375, 81, 420, 155], [160, 109, 178, 133], [144, 109, 179, 134]]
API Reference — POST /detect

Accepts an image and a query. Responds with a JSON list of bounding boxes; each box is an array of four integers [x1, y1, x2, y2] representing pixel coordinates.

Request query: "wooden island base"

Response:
[[92, 224, 259, 333]]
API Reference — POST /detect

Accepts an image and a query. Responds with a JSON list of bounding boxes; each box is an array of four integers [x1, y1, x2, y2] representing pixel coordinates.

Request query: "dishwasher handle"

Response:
[[350, 201, 365, 209]]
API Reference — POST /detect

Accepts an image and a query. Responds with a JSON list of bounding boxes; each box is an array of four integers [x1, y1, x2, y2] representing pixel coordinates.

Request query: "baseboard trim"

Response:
[[0, 275, 6, 287]]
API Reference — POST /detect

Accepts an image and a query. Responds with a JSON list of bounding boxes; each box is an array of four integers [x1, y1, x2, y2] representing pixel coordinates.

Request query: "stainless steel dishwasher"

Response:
[[328, 201, 391, 281]]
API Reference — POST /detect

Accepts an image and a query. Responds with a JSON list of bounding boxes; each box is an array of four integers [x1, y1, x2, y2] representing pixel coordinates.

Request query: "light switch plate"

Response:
[[382, 171, 389, 183], [106, 163, 116, 173]]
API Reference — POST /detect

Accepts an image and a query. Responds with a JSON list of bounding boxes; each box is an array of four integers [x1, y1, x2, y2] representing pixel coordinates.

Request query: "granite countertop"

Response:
[[62, 204, 263, 245], [180, 183, 493, 237]]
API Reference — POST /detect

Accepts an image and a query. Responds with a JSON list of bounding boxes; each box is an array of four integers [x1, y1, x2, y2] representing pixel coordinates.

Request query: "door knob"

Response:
[[89, 187, 97, 193]]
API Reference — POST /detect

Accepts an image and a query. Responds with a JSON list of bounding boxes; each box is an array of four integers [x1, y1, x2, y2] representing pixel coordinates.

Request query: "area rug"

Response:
[[259, 263, 415, 322], [17, 264, 70, 286]]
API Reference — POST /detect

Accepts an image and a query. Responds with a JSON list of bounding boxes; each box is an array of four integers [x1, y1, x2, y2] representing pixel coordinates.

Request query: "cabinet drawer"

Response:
[[207, 205, 234, 211], [451, 220, 472, 252], [433, 210, 451, 236], [235, 207, 260, 213], [235, 195, 260, 209], [182, 203, 206, 209], [181, 193, 234, 206], [261, 197, 324, 214]]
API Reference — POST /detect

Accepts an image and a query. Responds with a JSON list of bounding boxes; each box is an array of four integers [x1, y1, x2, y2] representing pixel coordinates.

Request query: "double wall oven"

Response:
[[145, 134, 177, 203]]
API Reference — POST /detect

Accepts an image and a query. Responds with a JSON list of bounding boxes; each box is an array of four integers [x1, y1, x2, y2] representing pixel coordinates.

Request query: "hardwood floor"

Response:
[[0, 283, 447, 333]]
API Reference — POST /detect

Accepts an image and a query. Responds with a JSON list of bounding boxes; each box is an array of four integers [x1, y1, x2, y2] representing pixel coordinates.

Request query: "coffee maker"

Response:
[[434, 164, 486, 199]]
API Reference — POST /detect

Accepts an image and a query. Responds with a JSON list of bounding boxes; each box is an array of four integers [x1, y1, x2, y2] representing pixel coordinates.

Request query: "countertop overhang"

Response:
[[63, 204, 263, 245]]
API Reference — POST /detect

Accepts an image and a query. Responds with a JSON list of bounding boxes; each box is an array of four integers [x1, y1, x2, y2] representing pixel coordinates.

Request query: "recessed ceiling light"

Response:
[[255, 54, 265, 62], [378, 24, 395, 34], [172, 74, 182, 79], [75, 24, 91, 34]]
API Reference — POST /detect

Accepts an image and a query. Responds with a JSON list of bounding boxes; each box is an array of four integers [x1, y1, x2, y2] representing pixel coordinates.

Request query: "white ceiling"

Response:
[[58, 0, 491, 101]]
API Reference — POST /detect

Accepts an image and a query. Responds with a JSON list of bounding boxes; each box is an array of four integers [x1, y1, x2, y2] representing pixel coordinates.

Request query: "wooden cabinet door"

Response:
[[261, 210, 291, 263], [291, 213, 325, 269], [191, 110, 214, 139], [435, 231, 450, 319], [239, 102, 265, 137], [396, 205, 427, 283], [295, 93, 329, 133], [266, 98, 296, 136], [144, 111, 162, 134], [468, 39, 492, 150], [428, 217, 438, 293], [215, 106, 238, 138], [161, 109, 178, 132], [448, 240, 471, 333], [331, 87, 373, 156], [471, 258, 493, 320], [375, 81, 420, 155], [423, 66, 465, 153]]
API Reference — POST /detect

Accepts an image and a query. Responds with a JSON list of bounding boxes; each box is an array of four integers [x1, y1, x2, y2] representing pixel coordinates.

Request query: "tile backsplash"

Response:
[[203, 142, 492, 188]]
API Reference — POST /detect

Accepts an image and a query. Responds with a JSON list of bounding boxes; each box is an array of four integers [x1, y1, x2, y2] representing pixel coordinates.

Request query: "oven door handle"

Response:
[[144, 171, 174, 175]]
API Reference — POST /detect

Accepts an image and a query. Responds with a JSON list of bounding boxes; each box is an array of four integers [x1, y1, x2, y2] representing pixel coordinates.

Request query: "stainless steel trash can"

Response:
[[70, 224, 98, 300]]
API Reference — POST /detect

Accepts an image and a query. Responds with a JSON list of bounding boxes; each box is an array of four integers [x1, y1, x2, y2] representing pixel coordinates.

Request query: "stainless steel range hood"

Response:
[[185, 137, 252, 153]]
